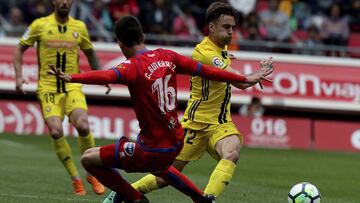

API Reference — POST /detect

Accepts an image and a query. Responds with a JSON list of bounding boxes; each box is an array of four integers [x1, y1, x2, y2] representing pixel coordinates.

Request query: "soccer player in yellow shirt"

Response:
[[13, 0, 108, 196], [104, 2, 274, 203]]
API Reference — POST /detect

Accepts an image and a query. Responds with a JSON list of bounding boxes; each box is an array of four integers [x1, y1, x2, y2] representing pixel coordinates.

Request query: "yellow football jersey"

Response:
[[20, 13, 93, 93], [183, 37, 232, 124]]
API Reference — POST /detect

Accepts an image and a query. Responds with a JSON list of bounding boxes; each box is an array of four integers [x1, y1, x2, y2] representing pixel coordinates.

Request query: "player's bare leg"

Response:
[[204, 134, 241, 198], [152, 166, 206, 203], [46, 116, 86, 195], [70, 108, 105, 195], [81, 147, 147, 202]]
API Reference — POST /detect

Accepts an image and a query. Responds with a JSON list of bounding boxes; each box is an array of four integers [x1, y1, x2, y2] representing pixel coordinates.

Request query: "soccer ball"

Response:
[[288, 182, 321, 203]]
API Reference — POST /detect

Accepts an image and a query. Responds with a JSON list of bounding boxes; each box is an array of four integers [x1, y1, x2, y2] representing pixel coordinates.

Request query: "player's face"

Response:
[[53, 0, 73, 17], [210, 15, 236, 47]]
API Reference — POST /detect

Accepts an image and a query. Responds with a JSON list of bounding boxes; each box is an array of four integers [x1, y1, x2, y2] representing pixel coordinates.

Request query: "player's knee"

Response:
[[222, 149, 240, 163], [221, 141, 241, 162], [75, 120, 90, 136], [49, 128, 63, 139]]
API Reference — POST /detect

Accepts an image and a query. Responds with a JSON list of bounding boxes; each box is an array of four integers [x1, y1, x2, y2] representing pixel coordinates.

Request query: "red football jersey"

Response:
[[113, 49, 185, 151]]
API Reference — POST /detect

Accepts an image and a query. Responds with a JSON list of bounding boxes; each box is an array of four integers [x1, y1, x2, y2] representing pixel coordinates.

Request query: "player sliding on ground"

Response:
[[48, 15, 273, 203]]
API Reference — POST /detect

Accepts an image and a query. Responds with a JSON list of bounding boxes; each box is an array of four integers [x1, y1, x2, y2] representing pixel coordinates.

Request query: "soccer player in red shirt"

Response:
[[48, 15, 272, 203]]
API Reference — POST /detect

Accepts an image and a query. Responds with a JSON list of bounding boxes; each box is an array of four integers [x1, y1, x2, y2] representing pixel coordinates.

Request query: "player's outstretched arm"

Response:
[[231, 57, 274, 89], [47, 64, 118, 85], [173, 51, 267, 84]]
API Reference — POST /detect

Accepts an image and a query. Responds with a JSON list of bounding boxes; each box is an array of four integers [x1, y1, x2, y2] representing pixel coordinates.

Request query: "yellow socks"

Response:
[[131, 174, 159, 193], [52, 136, 79, 178], [204, 159, 236, 196], [78, 133, 95, 154]]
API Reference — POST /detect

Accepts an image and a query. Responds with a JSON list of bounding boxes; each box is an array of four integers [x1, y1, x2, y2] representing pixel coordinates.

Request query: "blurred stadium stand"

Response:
[[0, 0, 359, 57]]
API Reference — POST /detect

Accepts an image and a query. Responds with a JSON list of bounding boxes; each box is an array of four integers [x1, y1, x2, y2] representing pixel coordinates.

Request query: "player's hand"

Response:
[[47, 64, 72, 82], [245, 74, 271, 84], [258, 57, 274, 77], [255, 57, 274, 89], [105, 84, 111, 95], [15, 77, 29, 94]]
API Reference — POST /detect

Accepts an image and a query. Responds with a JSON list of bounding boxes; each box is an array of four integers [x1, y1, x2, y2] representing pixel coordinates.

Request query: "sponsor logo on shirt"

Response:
[[46, 40, 76, 49], [212, 56, 224, 67], [123, 142, 135, 156], [73, 31, 79, 39]]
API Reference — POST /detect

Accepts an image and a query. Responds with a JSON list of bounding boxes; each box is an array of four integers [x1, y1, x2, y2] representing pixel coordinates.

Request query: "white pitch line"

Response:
[[0, 193, 100, 202], [0, 139, 24, 148]]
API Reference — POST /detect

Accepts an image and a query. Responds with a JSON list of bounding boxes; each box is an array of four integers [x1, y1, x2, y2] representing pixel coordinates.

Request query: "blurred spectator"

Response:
[[279, 0, 293, 17], [246, 23, 262, 41], [300, 25, 325, 56], [172, 5, 198, 40], [291, 0, 312, 30], [108, 0, 139, 21], [229, 0, 256, 16], [6, 7, 27, 37], [27, 0, 51, 23], [321, 3, 349, 55], [0, 0, 10, 18], [92, 0, 113, 31], [139, 0, 173, 35], [259, 0, 292, 42], [241, 23, 267, 52], [308, 0, 338, 14], [349, 0, 360, 32], [239, 97, 264, 117], [0, 26, 4, 37]]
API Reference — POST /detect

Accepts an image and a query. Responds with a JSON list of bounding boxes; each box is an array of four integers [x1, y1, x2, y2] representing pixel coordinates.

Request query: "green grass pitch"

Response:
[[0, 133, 359, 203]]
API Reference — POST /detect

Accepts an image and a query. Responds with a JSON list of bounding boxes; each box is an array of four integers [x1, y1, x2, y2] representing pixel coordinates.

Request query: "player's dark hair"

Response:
[[114, 15, 144, 47], [206, 2, 238, 24]]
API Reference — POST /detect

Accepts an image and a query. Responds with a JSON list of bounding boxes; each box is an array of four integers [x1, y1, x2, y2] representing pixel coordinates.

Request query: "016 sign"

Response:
[[251, 118, 287, 137], [233, 116, 311, 149]]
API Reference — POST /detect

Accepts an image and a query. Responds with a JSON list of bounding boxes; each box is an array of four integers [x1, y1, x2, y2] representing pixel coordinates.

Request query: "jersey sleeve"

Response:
[[19, 20, 41, 47], [70, 60, 137, 85], [195, 47, 228, 69], [79, 22, 93, 50], [167, 49, 247, 83], [111, 60, 138, 85]]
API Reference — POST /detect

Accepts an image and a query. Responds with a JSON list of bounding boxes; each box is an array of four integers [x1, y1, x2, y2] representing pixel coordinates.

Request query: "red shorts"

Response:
[[100, 137, 183, 172]]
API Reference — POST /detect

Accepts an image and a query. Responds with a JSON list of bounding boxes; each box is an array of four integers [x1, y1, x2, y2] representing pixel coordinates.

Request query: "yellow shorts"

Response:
[[176, 120, 243, 161], [37, 89, 88, 120]]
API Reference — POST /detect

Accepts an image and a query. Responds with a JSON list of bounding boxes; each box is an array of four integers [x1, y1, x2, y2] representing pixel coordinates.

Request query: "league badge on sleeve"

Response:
[[116, 64, 124, 69], [123, 142, 135, 156], [212, 56, 224, 67]]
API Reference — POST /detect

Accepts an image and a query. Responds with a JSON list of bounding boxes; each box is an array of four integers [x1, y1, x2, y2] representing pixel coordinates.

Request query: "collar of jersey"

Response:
[[203, 37, 227, 53], [135, 48, 150, 56], [51, 13, 71, 25]]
